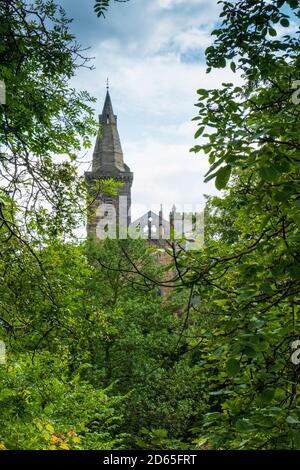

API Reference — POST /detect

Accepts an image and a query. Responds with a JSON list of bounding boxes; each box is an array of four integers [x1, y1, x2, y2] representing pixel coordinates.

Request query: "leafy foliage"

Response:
[[0, 0, 121, 245], [0, 351, 126, 450], [1, 0, 300, 452], [0, 238, 209, 449], [185, 0, 300, 449], [94, 0, 130, 18]]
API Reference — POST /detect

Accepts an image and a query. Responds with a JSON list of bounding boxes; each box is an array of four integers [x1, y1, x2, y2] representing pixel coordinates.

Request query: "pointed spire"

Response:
[[159, 204, 163, 240], [159, 204, 163, 224], [101, 89, 116, 125], [92, 87, 127, 173]]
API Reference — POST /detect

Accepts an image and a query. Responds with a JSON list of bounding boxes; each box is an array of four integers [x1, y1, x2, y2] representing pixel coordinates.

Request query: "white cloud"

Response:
[[70, 0, 243, 213], [77, 41, 242, 119], [124, 136, 217, 211], [158, 0, 209, 10], [172, 27, 214, 53]]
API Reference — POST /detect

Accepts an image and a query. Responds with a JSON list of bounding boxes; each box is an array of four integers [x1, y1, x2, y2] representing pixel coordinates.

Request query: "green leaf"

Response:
[[286, 416, 300, 424], [197, 89, 209, 97], [293, 215, 300, 227], [195, 127, 205, 139], [217, 57, 226, 68], [274, 187, 294, 201], [243, 346, 256, 358], [230, 61, 236, 73], [268, 27, 277, 36], [294, 199, 300, 208], [215, 165, 231, 190], [236, 419, 255, 432], [259, 166, 280, 182], [259, 388, 275, 404], [280, 18, 290, 27], [287, 0, 299, 8], [226, 358, 240, 377]]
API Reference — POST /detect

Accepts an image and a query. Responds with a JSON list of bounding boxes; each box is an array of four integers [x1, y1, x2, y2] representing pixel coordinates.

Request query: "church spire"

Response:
[[92, 88, 126, 173], [101, 89, 115, 124], [85, 85, 133, 238]]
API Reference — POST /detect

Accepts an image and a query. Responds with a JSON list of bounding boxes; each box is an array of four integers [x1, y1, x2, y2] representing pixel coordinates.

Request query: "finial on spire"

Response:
[[106, 77, 109, 91]]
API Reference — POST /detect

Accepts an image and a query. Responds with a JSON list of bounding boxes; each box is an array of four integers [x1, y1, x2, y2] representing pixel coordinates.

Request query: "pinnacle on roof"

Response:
[[92, 87, 129, 173]]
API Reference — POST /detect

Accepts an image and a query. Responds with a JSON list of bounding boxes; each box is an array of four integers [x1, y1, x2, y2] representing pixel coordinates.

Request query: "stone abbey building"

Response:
[[85, 88, 202, 247], [85, 88, 133, 239]]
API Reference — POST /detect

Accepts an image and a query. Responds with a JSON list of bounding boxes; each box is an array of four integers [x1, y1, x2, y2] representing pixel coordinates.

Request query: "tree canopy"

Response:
[[0, 0, 300, 452], [185, 0, 300, 449]]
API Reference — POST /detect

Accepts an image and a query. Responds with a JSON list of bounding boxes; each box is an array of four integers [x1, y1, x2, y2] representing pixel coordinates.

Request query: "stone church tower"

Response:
[[85, 88, 133, 238]]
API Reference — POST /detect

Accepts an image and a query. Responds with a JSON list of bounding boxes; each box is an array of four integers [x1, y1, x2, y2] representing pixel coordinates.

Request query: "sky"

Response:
[[59, 0, 243, 220]]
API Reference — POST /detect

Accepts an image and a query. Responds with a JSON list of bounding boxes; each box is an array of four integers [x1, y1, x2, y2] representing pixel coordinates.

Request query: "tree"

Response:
[[94, 0, 130, 18], [84, 239, 209, 447], [0, 237, 209, 449], [0, 0, 120, 246], [0, 238, 129, 449], [179, 0, 300, 449], [0, 351, 126, 450]]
